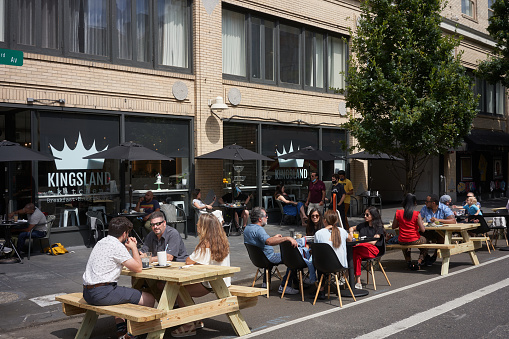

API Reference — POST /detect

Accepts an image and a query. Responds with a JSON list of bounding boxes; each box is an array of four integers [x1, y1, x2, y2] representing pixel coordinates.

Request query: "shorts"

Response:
[[83, 283, 142, 306]]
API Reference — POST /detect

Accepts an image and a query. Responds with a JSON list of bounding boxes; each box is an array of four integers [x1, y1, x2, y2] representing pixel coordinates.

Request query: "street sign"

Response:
[[0, 48, 23, 66]]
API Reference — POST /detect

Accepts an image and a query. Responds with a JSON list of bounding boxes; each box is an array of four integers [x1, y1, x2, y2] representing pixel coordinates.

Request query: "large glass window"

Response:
[[222, 9, 246, 76], [157, 0, 189, 68], [18, 0, 35, 46], [16, 0, 58, 49], [70, 0, 109, 56], [116, 0, 150, 62], [474, 76, 505, 116], [280, 24, 301, 85], [305, 30, 324, 88], [223, 8, 348, 93], [223, 123, 258, 187], [461, 0, 475, 17], [488, 0, 495, 18], [125, 116, 190, 189]]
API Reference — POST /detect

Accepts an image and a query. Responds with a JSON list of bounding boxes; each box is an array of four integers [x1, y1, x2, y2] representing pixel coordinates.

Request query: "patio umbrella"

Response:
[[346, 151, 403, 161], [0, 140, 61, 216], [0, 140, 60, 162], [84, 141, 174, 207], [278, 146, 341, 161], [196, 145, 273, 199]]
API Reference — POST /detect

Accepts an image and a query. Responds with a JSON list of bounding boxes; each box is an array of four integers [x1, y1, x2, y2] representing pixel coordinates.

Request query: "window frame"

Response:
[[222, 6, 348, 94], [473, 75, 506, 117], [461, 0, 476, 19], [1, 0, 192, 73]]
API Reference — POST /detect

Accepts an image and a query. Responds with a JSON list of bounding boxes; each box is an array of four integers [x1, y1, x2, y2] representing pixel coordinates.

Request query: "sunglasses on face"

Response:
[[311, 214, 320, 218], [150, 221, 164, 227], [364, 213, 371, 217]]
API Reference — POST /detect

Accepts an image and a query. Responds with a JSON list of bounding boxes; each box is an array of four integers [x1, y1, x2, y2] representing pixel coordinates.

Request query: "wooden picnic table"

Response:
[[491, 207, 507, 212], [385, 223, 480, 275], [121, 262, 251, 338]]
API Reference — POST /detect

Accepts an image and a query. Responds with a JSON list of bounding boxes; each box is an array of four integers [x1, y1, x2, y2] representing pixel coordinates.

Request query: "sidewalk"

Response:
[[0, 197, 507, 333]]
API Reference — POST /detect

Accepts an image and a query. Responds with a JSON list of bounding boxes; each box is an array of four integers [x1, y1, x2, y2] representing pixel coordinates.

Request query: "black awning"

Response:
[[465, 129, 509, 148]]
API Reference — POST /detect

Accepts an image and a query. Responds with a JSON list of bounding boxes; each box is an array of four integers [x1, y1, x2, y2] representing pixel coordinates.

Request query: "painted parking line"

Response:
[[244, 254, 509, 338], [29, 293, 66, 307], [355, 278, 509, 339]]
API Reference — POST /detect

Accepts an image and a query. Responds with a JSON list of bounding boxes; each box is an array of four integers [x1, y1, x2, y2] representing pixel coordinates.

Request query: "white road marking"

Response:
[[355, 278, 509, 339], [29, 293, 65, 307], [244, 255, 509, 338]]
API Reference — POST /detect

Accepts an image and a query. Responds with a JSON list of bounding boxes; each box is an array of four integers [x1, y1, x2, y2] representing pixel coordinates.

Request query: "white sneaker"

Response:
[[278, 285, 299, 295], [1, 247, 12, 254], [303, 277, 315, 285], [261, 283, 267, 288], [355, 283, 363, 290]]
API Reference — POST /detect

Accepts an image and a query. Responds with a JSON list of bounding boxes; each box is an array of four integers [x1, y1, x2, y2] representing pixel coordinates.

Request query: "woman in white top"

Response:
[[171, 213, 230, 337], [314, 210, 348, 299], [192, 188, 223, 223]]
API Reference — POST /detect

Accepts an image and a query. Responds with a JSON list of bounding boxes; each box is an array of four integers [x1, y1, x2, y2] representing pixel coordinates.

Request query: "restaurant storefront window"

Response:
[[38, 112, 121, 227], [223, 122, 258, 190]]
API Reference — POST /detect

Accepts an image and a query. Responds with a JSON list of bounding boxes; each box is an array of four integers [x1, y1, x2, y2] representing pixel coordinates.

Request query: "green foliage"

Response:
[[344, 0, 478, 193], [476, 0, 509, 87]]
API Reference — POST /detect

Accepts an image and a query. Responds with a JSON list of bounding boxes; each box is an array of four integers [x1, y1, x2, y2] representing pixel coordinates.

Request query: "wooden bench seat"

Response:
[[229, 285, 267, 297], [386, 244, 455, 250], [451, 236, 489, 242]]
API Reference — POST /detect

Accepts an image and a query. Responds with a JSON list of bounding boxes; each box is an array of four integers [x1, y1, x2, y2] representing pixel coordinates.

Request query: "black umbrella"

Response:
[[196, 145, 273, 200], [278, 146, 341, 161], [346, 151, 403, 161], [0, 140, 60, 162], [84, 141, 174, 207], [196, 144, 273, 161]]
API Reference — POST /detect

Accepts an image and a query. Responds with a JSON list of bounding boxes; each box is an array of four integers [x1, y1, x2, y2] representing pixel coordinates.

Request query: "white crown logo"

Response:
[[50, 133, 108, 170], [276, 141, 304, 168]]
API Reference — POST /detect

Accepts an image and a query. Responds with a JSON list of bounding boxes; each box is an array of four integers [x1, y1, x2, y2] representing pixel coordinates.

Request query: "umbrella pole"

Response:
[[129, 160, 133, 210]]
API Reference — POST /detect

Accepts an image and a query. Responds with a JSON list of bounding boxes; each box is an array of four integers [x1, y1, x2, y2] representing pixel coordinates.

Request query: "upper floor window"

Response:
[[0, 0, 5, 43], [488, 0, 495, 18], [474, 77, 505, 116], [222, 7, 348, 93], [461, 0, 475, 17], [0, 0, 192, 72]]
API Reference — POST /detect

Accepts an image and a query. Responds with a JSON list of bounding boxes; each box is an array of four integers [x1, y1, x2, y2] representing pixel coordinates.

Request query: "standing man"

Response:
[[305, 172, 326, 215], [337, 170, 354, 228], [139, 211, 188, 262], [330, 173, 347, 228], [9, 203, 47, 258], [244, 207, 299, 294], [82, 217, 155, 339], [134, 191, 160, 234]]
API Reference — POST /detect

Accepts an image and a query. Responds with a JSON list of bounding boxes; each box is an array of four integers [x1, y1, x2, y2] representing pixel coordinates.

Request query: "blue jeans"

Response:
[[266, 253, 296, 287], [17, 230, 46, 253]]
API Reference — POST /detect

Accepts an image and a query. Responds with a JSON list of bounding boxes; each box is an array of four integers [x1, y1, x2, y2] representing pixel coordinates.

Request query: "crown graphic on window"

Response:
[[276, 141, 304, 168], [49, 133, 108, 170]]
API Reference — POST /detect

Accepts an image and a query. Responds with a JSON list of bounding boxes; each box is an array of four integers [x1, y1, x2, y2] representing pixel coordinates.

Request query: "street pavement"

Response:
[[1, 197, 509, 338]]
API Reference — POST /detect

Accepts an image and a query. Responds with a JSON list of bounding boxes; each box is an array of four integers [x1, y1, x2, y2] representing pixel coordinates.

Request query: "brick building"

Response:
[[0, 1, 506, 245]]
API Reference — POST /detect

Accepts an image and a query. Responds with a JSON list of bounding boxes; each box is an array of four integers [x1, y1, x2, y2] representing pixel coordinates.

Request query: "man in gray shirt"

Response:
[[9, 203, 47, 256], [140, 211, 188, 262]]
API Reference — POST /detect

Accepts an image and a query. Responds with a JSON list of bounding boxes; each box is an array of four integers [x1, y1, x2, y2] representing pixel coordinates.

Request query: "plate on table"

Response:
[[142, 266, 153, 270], [153, 263, 171, 268]]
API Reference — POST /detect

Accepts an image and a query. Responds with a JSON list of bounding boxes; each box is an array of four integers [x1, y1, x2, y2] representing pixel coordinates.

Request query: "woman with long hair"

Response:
[[314, 210, 348, 299], [171, 213, 231, 337], [348, 206, 384, 289], [306, 208, 323, 236], [392, 193, 427, 270], [274, 184, 308, 226]]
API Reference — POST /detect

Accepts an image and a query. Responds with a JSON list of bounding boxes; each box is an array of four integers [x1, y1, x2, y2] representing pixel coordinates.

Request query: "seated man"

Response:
[[134, 191, 160, 235], [420, 194, 455, 265], [219, 186, 252, 230], [243, 207, 299, 295], [139, 211, 189, 263], [82, 217, 155, 339], [9, 203, 47, 258]]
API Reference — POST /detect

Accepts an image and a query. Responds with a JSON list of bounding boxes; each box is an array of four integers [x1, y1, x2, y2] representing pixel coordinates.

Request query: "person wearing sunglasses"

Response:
[[306, 208, 323, 236], [139, 211, 189, 263], [348, 206, 384, 289]]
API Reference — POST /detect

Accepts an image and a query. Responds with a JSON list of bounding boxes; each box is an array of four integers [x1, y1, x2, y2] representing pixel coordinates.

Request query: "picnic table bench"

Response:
[[56, 263, 267, 339], [386, 224, 480, 275]]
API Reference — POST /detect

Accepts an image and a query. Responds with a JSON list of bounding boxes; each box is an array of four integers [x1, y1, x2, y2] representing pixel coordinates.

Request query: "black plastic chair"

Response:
[[468, 215, 495, 251], [245, 243, 282, 298], [492, 210, 509, 247], [279, 241, 308, 301], [311, 243, 355, 306], [362, 237, 391, 290]]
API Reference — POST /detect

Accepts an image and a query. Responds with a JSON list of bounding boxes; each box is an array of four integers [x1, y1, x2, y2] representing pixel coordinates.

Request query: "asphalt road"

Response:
[[1, 247, 508, 338]]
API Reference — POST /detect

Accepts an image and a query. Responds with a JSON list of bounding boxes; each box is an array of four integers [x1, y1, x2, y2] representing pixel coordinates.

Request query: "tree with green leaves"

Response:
[[476, 0, 509, 87], [343, 0, 478, 194]]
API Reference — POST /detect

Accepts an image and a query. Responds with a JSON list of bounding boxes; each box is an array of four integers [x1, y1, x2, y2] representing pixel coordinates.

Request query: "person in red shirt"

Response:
[[305, 172, 326, 215], [392, 193, 427, 270]]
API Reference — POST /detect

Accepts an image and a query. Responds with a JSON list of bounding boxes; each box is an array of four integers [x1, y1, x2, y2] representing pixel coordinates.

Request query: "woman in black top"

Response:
[[347, 206, 384, 289], [306, 208, 323, 236]]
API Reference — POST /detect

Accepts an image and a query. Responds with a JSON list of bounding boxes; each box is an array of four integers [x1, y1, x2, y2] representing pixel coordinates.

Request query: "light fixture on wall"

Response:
[[27, 98, 65, 104], [208, 96, 228, 116]]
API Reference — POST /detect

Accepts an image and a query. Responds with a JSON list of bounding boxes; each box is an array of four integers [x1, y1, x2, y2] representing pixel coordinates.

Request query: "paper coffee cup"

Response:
[[157, 251, 167, 266]]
